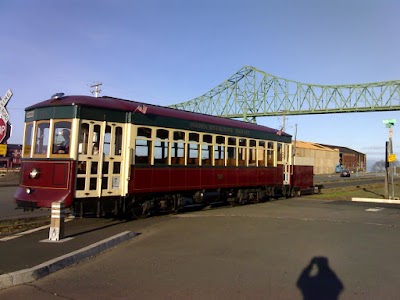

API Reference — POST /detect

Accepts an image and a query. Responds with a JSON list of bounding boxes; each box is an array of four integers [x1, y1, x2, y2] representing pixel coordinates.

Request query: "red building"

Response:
[[320, 144, 366, 172], [0, 144, 22, 168]]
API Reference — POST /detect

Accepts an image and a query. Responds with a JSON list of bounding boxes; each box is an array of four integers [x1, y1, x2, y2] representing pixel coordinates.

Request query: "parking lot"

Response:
[[1, 196, 400, 299]]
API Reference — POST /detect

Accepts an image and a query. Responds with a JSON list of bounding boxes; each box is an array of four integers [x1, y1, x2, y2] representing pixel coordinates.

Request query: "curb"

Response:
[[352, 197, 400, 204], [0, 231, 138, 290]]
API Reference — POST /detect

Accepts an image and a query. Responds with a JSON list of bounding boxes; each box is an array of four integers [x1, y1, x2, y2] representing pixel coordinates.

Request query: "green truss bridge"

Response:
[[169, 66, 400, 122]]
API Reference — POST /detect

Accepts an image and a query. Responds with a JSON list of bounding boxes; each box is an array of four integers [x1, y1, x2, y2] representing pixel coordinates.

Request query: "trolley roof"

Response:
[[26, 95, 291, 142]]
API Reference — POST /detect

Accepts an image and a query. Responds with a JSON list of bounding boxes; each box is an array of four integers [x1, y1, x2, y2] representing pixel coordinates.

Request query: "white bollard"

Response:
[[48, 201, 65, 241]]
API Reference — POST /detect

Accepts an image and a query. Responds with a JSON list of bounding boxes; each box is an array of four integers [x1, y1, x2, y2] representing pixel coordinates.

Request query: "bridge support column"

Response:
[[48, 201, 65, 241]]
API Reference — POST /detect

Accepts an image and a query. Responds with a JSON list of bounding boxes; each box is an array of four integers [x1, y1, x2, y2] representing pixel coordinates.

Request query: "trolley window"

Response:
[[172, 131, 185, 165], [103, 126, 112, 156], [79, 123, 90, 154], [227, 138, 237, 166], [214, 136, 225, 166], [201, 134, 212, 166], [93, 125, 101, 155], [188, 133, 199, 165], [23, 123, 33, 157], [258, 141, 266, 167], [114, 126, 123, 155], [135, 127, 152, 165], [249, 139, 257, 166], [267, 142, 275, 166], [277, 143, 283, 162], [238, 138, 247, 166], [34, 121, 50, 155], [52, 121, 71, 154], [154, 129, 169, 165]]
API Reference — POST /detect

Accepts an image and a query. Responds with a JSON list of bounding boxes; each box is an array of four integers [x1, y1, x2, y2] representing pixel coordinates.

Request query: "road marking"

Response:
[[366, 207, 384, 212]]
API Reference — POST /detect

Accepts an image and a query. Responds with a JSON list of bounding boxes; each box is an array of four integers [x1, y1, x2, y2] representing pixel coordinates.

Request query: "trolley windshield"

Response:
[[23, 120, 72, 157]]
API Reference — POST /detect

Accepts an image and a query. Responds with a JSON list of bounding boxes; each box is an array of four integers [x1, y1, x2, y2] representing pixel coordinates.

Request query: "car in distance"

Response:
[[340, 169, 351, 177]]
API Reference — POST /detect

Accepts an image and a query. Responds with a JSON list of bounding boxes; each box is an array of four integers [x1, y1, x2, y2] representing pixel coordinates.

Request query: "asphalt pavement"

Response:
[[1, 172, 399, 296], [0, 215, 159, 289], [0, 198, 400, 299], [1, 198, 400, 299]]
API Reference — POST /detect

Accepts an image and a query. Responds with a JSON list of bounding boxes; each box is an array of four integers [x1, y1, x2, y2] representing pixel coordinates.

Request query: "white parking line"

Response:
[[365, 207, 385, 212]]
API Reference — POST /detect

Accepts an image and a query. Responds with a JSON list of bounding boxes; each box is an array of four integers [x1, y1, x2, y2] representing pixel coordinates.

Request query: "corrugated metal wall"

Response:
[[294, 142, 339, 174]]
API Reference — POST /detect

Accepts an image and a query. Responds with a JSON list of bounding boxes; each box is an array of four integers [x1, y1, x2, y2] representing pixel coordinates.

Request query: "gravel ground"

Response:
[[0, 171, 20, 186], [0, 171, 51, 235]]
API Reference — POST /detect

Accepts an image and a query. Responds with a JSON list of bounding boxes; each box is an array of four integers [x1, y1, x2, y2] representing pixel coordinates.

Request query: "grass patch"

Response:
[[0, 216, 50, 236], [306, 183, 400, 201]]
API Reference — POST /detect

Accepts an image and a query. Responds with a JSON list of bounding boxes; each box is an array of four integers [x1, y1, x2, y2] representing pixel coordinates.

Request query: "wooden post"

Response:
[[48, 201, 65, 241]]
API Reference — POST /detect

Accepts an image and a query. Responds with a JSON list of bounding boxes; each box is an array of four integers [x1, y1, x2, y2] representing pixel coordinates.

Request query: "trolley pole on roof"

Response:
[[90, 82, 102, 97]]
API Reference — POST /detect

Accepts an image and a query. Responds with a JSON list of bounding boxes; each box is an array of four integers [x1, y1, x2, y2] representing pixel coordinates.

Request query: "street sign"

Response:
[[0, 144, 6, 156], [0, 119, 11, 144], [383, 119, 397, 125], [0, 118, 6, 143], [388, 154, 396, 163], [0, 89, 12, 123], [0, 89, 12, 144]]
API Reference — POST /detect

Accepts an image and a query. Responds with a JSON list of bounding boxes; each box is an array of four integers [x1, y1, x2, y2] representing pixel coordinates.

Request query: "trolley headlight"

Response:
[[26, 188, 32, 194], [29, 168, 40, 179]]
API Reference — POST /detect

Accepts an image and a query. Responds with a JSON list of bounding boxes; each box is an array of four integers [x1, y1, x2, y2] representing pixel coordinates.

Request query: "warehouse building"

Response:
[[319, 144, 367, 173], [293, 141, 339, 174], [293, 141, 366, 174]]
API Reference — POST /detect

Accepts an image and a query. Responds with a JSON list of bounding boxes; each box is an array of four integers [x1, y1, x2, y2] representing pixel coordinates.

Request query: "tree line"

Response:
[[371, 160, 400, 172]]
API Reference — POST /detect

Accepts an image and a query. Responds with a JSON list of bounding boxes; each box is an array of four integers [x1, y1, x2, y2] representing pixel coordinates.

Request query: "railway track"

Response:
[[0, 172, 392, 236], [0, 216, 51, 237], [315, 173, 391, 189]]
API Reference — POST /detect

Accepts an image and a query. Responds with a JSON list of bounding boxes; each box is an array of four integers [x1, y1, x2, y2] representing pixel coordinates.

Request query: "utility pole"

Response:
[[90, 82, 102, 97], [383, 119, 396, 199], [280, 112, 287, 132]]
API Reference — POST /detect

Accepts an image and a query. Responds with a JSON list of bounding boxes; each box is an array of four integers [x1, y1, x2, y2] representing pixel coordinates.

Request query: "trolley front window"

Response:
[[23, 123, 33, 157], [52, 121, 72, 154], [34, 121, 50, 155], [22, 119, 74, 158]]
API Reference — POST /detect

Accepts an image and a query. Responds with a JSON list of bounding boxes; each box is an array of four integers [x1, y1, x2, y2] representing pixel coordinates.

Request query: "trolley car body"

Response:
[[14, 95, 314, 216]]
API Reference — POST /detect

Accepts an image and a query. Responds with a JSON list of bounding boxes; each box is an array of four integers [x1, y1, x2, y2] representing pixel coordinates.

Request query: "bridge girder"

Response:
[[169, 66, 400, 121]]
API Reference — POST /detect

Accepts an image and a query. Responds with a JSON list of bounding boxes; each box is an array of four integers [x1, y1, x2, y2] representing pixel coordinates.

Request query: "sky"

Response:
[[1, 0, 400, 166]]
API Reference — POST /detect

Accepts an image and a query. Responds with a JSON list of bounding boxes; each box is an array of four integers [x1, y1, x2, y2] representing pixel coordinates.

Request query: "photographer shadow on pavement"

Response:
[[297, 256, 344, 300]]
